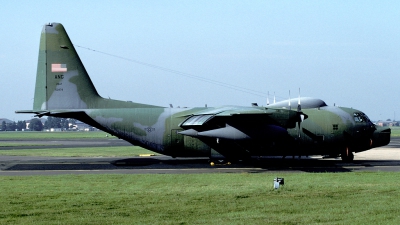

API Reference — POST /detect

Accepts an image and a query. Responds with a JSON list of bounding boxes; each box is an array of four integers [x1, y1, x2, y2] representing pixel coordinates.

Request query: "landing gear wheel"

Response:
[[341, 147, 354, 162]]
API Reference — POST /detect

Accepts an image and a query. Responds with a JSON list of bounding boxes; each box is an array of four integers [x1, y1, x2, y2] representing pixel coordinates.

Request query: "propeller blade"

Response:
[[296, 88, 303, 137]]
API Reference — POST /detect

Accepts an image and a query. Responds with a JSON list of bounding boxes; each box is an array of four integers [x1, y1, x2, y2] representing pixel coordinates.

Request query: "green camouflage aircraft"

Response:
[[16, 23, 390, 163]]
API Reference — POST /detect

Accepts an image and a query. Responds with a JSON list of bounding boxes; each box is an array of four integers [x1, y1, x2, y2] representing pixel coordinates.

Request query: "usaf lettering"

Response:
[[55, 75, 64, 79]]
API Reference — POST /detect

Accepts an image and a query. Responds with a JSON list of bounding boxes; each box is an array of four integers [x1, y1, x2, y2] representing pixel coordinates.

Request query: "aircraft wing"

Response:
[[178, 106, 305, 141]]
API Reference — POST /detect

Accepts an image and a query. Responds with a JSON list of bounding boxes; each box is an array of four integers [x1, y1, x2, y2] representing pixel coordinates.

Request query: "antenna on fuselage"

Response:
[[267, 91, 270, 105], [297, 88, 301, 112]]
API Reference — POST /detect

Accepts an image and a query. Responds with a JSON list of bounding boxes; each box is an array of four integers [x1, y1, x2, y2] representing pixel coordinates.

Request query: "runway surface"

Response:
[[0, 137, 399, 175]]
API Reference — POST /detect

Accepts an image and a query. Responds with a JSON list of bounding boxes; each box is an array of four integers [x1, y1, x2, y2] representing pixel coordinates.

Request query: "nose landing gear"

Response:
[[341, 147, 354, 162]]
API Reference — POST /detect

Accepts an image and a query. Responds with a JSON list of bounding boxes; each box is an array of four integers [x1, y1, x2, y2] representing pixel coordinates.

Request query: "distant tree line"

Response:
[[1, 120, 27, 131], [43, 117, 76, 130], [29, 119, 43, 131], [1, 117, 77, 131]]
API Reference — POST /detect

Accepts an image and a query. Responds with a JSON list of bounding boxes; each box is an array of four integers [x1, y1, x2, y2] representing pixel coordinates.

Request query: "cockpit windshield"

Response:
[[353, 112, 370, 123]]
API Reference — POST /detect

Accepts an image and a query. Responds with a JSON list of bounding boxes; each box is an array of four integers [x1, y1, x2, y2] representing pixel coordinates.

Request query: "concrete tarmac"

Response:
[[0, 137, 399, 175]]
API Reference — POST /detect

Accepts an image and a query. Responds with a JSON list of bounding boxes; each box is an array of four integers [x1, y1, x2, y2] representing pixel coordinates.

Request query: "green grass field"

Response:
[[0, 131, 114, 140], [0, 142, 57, 147], [389, 126, 400, 137], [0, 146, 157, 157], [1, 130, 399, 224], [0, 131, 158, 157], [0, 173, 399, 224]]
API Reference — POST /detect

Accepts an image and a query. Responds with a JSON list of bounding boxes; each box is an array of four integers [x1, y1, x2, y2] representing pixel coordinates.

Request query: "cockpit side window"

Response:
[[354, 113, 362, 122], [354, 112, 370, 123]]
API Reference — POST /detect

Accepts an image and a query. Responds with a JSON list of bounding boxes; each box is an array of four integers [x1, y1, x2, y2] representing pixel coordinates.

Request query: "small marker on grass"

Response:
[[274, 177, 284, 189]]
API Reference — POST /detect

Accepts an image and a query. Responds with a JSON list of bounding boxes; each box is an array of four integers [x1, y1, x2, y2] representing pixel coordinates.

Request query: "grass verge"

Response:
[[0, 131, 114, 140], [2, 128, 400, 139], [389, 126, 400, 137], [0, 143, 57, 147], [0, 172, 399, 224], [0, 146, 157, 157]]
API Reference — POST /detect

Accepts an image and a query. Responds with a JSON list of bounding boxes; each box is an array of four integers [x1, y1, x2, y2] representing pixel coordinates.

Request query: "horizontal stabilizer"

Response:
[[15, 110, 47, 114], [16, 109, 87, 118]]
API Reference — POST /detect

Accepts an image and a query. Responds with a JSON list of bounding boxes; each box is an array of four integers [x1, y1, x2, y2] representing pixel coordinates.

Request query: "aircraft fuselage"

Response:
[[59, 105, 389, 160]]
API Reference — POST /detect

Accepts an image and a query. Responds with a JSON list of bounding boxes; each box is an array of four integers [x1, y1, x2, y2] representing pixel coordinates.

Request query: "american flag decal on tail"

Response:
[[51, 64, 67, 72]]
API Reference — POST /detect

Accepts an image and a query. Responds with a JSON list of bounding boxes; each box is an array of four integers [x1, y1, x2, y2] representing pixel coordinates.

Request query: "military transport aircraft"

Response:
[[16, 23, 390, 163]]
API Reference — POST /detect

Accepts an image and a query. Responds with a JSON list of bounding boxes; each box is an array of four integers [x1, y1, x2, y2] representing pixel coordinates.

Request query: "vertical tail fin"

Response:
[[33, 23, 100, 111], [16, 22, 161, 116]]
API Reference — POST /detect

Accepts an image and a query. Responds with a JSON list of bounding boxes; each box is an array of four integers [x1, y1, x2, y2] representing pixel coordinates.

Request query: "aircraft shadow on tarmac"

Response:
[[5, 157, 391, 173], [110, 157, 357, 173]]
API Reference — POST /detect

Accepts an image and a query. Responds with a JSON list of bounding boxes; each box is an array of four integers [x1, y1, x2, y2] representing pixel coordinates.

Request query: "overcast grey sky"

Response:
[[1, 0, 399, 121]]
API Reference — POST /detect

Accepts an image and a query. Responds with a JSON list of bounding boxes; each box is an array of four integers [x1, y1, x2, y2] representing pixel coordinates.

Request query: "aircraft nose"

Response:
[[371, 126, 391, 148]]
